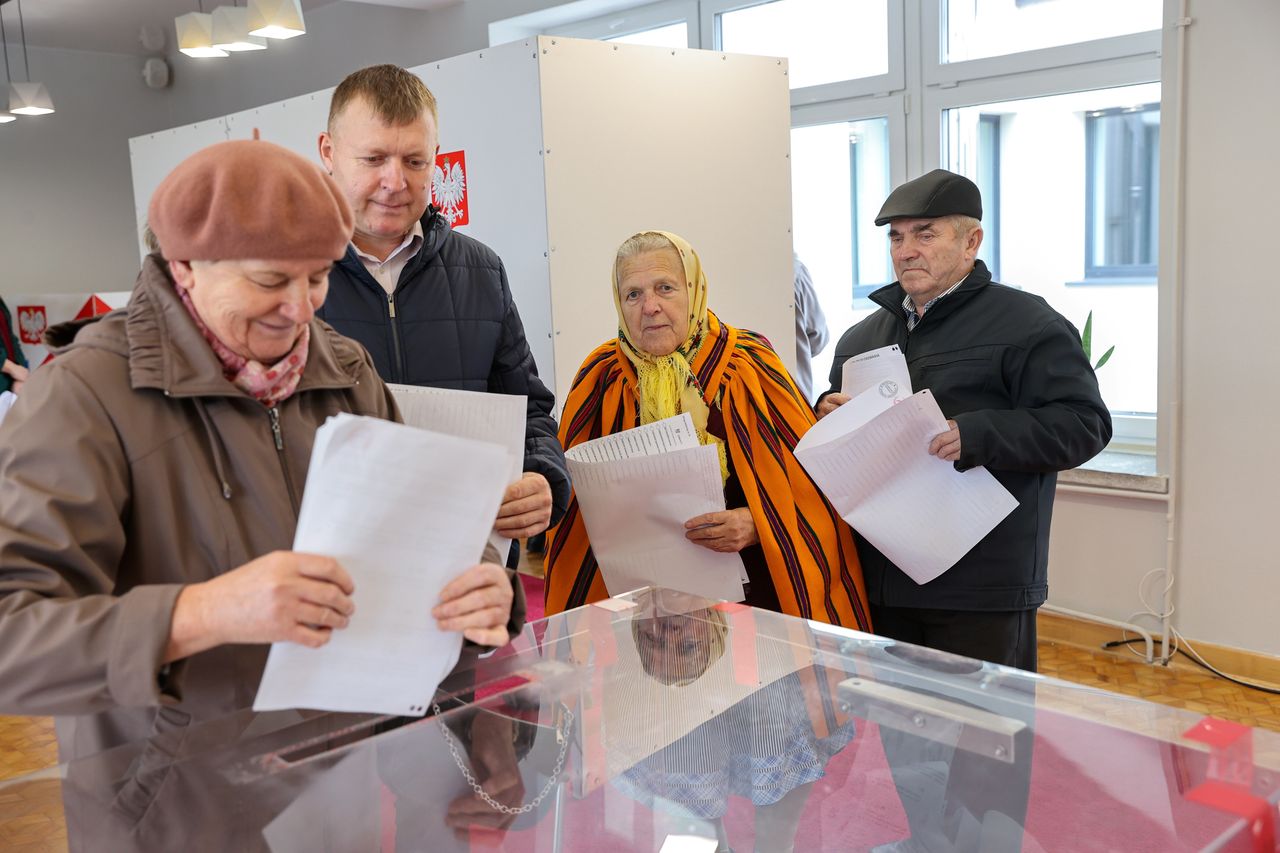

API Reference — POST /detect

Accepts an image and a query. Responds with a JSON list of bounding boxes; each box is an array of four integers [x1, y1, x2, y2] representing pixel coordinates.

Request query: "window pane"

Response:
[[944, 0, 1162, 64], [791, 117, 892, 389], [719, 0, 889, 90], [1087, 105, 1160, 275], [943, 83, 1160, 417], [606, 22, 688, 48]]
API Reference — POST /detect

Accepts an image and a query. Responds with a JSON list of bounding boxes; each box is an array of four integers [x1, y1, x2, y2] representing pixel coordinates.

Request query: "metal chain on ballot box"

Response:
[[433, 702, 575, 816]]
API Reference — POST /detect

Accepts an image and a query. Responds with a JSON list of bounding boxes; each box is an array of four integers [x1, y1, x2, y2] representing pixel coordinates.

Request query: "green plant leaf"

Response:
[[1095, 345, 1115, 370], [1082, 310, 1094, 361]]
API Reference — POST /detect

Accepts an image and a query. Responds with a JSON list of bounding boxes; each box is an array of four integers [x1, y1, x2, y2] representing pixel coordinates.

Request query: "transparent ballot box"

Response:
[[2, 587, 1277, 852]]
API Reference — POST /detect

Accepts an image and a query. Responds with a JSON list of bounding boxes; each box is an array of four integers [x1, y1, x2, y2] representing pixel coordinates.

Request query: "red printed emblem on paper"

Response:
[[432, 150, 469, 227], [16, 306, 46, 344]]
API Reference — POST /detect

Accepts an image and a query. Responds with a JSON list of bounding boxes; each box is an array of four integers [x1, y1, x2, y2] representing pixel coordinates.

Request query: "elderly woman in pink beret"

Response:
[[0, 140, 515, 763]]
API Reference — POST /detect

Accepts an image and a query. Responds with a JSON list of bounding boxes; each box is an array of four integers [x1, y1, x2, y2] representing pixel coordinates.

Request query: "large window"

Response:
[[943, 0, 1162, 64], [716, 0, 889, 89], [943, 83, 1161, 424], [791, 116, 893, 386], [506, 0, 1165, 470], [1086, 104, 1160, 280]]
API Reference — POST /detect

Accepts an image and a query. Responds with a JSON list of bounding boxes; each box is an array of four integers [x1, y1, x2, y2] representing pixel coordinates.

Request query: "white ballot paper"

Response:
[[795, 389, 1017, 585], [254, 413, 513, 716], [565, 414, 746, 603], [0, 390, 15, 428], [841, 344, 912, 401], [388, 384, 526, 561]]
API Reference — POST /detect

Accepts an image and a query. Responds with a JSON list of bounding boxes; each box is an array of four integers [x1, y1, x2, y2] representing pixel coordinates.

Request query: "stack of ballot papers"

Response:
[[565, 413, 746, 603], [386, 384, 527, 561], [254, 413, 515, 716], [795, 345, 1018, 585]]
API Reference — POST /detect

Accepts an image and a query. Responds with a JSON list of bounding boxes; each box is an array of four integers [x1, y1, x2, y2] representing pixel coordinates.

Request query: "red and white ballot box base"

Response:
[[7, 292, 131, 368]]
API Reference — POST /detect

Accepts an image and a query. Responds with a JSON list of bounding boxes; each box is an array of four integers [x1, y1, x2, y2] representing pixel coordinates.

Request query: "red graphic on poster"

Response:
[[73, 295, 115, 320], [16, 306, 46, 344], [432, 150, 469, 227]]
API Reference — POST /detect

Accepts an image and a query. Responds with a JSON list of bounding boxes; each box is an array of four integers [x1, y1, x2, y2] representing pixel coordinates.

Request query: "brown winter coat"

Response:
[[0, 255, 521, 765]]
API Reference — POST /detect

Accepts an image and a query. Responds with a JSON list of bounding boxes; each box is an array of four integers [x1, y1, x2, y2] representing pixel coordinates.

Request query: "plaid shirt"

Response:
[[903, 277, 967, 332]]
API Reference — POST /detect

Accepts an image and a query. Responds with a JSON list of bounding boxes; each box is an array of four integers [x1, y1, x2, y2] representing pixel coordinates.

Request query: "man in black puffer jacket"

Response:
[[317, 65, 569, 554]]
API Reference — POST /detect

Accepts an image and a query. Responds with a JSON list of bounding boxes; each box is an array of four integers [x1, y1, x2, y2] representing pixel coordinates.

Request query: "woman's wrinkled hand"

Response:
[[684, 508, 760, 553], [167, 551, 355, 662], [433, 563, 514, 647]]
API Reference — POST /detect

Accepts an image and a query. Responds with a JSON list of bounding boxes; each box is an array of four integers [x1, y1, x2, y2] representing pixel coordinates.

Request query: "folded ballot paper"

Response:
[[565, 413, 746, 603], [254, 413, 515, 716], [797, 348, 1018, 586]]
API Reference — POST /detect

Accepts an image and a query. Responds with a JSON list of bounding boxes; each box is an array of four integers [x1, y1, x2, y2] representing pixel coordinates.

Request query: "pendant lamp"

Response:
[[247, 0, 306, 40], [211, 5, 268, 52], [4, 0, 53, 116], [176, 2, 229, 59]]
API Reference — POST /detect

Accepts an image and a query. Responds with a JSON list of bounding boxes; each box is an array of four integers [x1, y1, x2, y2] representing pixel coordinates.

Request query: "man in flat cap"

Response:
[[817, 168, 1111, 850]]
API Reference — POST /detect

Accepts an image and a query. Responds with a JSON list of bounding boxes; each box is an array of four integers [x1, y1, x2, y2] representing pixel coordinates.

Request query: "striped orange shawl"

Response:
[[545, 311, 871, 631]]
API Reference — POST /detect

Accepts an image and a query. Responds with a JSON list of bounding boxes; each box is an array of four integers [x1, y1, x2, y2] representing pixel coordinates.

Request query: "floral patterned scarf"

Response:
[[175, 284, 309, 407]]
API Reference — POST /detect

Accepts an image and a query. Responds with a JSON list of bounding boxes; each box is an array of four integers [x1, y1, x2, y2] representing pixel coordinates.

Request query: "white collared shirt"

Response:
[[354, 221, 425, 295], [903, 274, 968, 332]]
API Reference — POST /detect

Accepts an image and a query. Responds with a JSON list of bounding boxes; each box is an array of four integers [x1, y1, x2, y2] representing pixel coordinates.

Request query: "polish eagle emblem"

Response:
[[17, 306, 46, 344], [432, 153, 468, 226]]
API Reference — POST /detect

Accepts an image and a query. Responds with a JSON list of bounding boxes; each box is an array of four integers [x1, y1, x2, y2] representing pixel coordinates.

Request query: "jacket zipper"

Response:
[[387, 292, 405, 383], [268, 406, 301, 514]]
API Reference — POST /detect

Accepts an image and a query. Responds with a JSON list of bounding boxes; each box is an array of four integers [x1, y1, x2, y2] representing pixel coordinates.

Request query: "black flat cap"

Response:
[[874, 168, 982, 226]]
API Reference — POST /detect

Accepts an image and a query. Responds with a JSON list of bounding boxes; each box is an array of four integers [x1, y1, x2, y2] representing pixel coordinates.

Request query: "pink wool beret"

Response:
[[148, 139, 354, 261]]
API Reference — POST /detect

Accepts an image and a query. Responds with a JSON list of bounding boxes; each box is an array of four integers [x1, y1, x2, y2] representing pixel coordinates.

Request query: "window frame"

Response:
[[549, 0, 701, 47], [702, 0, 906, 107], [1083, 102, 1161, 281]]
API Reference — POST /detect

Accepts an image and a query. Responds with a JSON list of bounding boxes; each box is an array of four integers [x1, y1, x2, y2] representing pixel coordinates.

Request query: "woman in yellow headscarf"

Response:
[[545, 231, 871, 631]]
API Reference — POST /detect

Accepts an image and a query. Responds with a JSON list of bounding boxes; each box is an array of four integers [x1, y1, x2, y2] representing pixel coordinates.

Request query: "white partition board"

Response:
[[409, 40, 555, 397], [537, 36, 797, 396], [129, 118, 231, 260], [224, 89, 334, 158]]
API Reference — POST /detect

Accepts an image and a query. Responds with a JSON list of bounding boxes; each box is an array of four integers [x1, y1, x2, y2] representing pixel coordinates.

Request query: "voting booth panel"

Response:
[[5, 291, 132, 367], [537, 37, 796, 391], [127, 36, 796, 399]]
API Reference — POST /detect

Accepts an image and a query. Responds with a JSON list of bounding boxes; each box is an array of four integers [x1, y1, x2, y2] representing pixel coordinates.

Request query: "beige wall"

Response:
[[1049, 0, 1280, 657]]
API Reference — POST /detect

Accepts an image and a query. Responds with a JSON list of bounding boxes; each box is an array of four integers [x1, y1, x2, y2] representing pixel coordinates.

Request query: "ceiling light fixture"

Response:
[[211, 3, 268, 52], [247, 0, 306, 40], [176, 0, 228, 58], [5, 0, 53, 116], [0, 5, 14, 123]]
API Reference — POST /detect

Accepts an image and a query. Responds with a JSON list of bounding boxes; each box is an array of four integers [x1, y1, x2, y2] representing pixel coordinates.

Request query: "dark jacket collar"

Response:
[[868, 260, 994, 324], [336, 205, 450, 284]]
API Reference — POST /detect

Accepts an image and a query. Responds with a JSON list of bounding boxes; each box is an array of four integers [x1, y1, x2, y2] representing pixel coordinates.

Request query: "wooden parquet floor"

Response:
[[1, 638, 1278, 850]]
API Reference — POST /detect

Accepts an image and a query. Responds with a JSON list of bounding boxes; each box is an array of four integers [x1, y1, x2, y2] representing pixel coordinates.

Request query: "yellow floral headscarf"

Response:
[[612, 230, 728, 481]]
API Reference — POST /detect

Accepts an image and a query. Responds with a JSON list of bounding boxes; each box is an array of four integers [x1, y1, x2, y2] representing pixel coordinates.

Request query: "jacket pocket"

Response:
[[109, 705, 192, 827], [912, 346, 1001, 406]]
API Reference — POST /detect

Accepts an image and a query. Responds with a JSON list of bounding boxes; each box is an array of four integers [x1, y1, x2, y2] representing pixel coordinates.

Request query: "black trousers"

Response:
[[870, 605, 1038, 853], [869, 604, 1038, 673]]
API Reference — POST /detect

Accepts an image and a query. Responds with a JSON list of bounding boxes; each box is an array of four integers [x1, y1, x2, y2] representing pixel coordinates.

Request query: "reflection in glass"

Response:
[[610, 592, 855, 852], [718, 0, 889, 89], [943, 0, 1161, 64], [943, 83, 1160, 416]]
